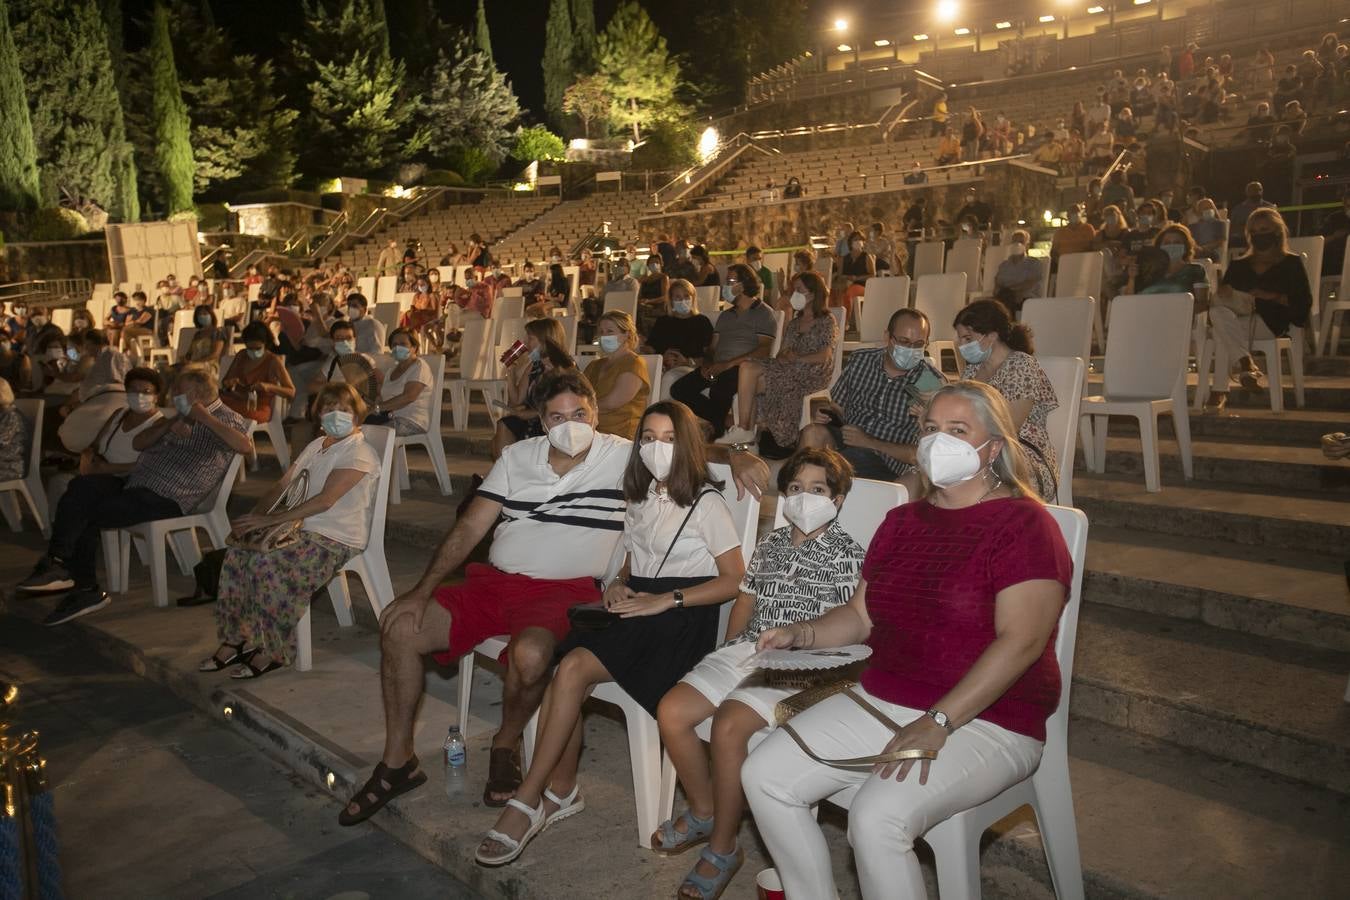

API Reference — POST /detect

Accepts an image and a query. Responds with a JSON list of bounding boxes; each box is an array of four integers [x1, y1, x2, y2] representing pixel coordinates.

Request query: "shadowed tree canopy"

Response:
[[0, 0, 41, 210], [541, 0, 572, 130], [148, 3, 195, 214], [474, 0, 492, 61], [11, 0, 137, 219], [420, 30, 521, 180], [571, 0, 596, 72], [596, 1, 682, 143]]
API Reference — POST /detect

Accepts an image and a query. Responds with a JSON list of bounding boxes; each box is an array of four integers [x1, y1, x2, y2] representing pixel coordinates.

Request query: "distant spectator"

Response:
[[1100, 169, 1137, 222], [1228, 181, 1276, 249], [902, 197, 927, 237], [344, 293, 387, 354], [583, 310, 649, 438], [1087, 90, 1112, 131], [1319, 189, 1350, 277], [1282, 100, 1308, 136], [863, 224, 895, 274], [746, 246, 774, 297], [935, 128, 961, 165], [578, 247, 598, 287], [1182, 186, 1208, 226], [220, 322, 296, 425], [1033, 136, 1064, 173], [1115, 107, 1137, 140], [903, 161, 927, 184], [642, 279, 713, 398], [782, 176, 803, 199], [668, 240, 699, 283], [956, 188, 993, 229], [1127, 224, 1207, 296], [1051, 206, 1098, 262], [1249, 46, 1276, 94], [833, 222, 855, 259], [691, 245, 720, 287], [1247, 102, 1277, 143], [990, 231, 1044, 314], [1086, 123, 1115, 172], [1189, 199, 1226, 262], [515, 261, 546, 303], [637, 253, 670, 334], [1177, 43, 1197, 80], [930, 91, 949, 136], [961, 108, 985, 160]]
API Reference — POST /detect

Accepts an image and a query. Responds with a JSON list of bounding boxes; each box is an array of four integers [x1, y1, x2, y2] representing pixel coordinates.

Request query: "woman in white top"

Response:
[[367, 327, 432, 436], [200, 382, 381, 679], [47, 366, 163, 515], [476, 400, 745, 868]]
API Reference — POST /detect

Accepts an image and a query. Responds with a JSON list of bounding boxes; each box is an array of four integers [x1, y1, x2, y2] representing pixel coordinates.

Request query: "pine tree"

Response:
[[562, 74, 609, 139], [571, 0, 596, 72], [291, 0, 421, 175], [0, 0, 40, 210], [474, 0, 492, 61], [541, 0, 573, 130], [148, 3, 195, 214], [12, 0, 134, 215], [420, 32, 521, 176], [596, 1, 681, 143]]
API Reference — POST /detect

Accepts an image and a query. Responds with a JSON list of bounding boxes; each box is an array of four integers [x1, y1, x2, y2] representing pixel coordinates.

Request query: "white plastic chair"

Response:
[[1052, 252, 1106, 346], [657, 477, 909, 824], [356, 276, 376, 300], [244, 393, 292, 472], [827, 505, 1089, 900], [394, 291, 416, 313], [1317, 241, 1350, 356], [1083, 294, 1194, 493], [694, 286, 721, 318], [603, 289, 639, 319], [447, 316, 495, 431], [799, 307, 847, 428], [913, 272, 969, 372], [391, 353, 451, 502], [641, 354, 664, 403], [946, 240, 983, 291], [912, 241, 946, 278], [844, 276, 909, 351], [980, 243, 1013, 294], [767, 309, 787, 357], [1023, 298, 1097, 470], [295, 425, 397, 672], [1037, 356, 1085, 507], [492, 296, 525, 324], [104, 454, 244, 607], [0, 399, 49, 535], [375, 275, 398, 304]]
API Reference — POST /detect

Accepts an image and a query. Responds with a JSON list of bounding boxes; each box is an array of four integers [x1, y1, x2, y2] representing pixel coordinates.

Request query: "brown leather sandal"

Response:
[[338, 755, 427, 826], [482, 745, 522, 808]]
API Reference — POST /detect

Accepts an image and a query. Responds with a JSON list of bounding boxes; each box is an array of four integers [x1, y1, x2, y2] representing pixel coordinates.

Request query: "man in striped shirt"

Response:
[[342, 371, 768, 823]]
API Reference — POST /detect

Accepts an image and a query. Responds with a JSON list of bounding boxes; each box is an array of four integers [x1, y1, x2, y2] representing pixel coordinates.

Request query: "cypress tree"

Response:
[[571, 0, 596, 72], [474, 0, 492, 61], [148, 3, 195, 214], [13, 0, 132, 214], [370, 0, 390, 59], [0, 0, 40, 210], [100, 0, 139, 221], [541, 0, 573, 129]]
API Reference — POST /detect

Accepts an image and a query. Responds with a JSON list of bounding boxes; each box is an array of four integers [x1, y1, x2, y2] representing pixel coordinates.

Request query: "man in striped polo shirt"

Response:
[[341, 371, 767, 823]]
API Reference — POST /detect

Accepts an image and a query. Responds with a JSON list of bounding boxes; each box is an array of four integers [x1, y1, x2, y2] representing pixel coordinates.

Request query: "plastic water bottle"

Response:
[[443, 725, 466, 795]]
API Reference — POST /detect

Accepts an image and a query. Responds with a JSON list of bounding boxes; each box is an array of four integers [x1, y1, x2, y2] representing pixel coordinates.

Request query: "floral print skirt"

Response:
[[215, 531, 355, 665]]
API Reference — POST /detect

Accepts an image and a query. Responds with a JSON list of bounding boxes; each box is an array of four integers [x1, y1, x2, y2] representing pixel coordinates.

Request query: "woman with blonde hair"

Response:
[[742, 381, 1072, 900], [492, 317, 576, 457], [1207, 208, 1312, 411], [583, 309, 650, 437]]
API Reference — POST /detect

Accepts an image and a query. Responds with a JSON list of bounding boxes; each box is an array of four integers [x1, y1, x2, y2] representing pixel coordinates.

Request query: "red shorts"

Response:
[[431, 563, 600, 666]]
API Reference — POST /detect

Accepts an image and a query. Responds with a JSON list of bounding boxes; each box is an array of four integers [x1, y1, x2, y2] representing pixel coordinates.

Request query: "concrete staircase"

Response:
[[9, 347, 1347, 899]]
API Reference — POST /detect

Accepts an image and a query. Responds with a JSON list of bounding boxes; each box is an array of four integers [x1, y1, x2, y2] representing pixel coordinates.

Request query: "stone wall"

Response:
[[3, 239, 110, 282], [232, 202, 338, 241], [636, 165, 1059, 251]]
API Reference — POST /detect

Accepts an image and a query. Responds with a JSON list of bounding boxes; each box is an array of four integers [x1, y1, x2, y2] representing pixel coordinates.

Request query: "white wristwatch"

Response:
[[925, 708, 953, 733]]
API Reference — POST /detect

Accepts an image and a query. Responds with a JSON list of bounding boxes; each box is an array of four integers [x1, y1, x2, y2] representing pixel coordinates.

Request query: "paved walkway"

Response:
[[0, 612, 481, 900]]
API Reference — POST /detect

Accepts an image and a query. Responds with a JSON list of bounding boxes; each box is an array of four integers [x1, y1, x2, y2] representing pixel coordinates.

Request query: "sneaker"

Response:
[[714, 426, 757, 446], [42, 588, 111, 626], [18, 557, 75, 593]]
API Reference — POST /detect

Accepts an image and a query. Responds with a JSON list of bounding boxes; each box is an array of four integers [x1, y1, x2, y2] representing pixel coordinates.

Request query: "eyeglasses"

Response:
[[892, 338, 927, 349]]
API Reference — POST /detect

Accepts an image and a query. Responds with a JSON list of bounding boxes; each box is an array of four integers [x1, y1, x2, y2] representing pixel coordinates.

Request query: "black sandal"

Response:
[[338, 756, 428, 826], [229, 649, 285, 680], [198, 642, 246, 672], [482, 745, 522, 808]]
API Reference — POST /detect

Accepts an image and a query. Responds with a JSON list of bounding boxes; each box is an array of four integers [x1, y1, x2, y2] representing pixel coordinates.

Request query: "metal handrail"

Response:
[[651, 133, 781, 209], [0, 278, 93, 308]]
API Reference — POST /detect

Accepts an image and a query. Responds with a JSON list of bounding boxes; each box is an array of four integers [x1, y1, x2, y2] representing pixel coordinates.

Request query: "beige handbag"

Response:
[[228, 470, 310, 552]]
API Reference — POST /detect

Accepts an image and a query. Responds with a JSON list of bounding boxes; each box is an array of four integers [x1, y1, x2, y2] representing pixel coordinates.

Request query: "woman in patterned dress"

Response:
[[198, 382, 381, 679], [720, 271, 838, 454], [953, 299, 1060, 501]]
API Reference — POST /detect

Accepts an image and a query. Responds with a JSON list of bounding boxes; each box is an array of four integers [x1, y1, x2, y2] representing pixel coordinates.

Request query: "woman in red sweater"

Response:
[[743, 381, 1072, 900]]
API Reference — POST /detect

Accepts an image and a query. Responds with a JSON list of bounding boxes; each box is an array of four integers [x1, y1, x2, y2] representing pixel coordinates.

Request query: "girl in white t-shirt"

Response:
[[368, 327, 432, 436], [200, 382, 380, 679], [476, 400, 745, 868]]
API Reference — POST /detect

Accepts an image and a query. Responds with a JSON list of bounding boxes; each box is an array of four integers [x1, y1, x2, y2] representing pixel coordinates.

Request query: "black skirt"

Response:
[[555, 574, 717, 717]]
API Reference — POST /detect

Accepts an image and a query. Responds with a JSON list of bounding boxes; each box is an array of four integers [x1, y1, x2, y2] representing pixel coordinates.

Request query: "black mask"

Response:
[[1250, 232, 1279, 251]]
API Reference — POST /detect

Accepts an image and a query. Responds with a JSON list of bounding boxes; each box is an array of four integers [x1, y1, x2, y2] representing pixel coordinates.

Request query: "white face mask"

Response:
[[781, 492, 838, 534], [547, 420, 594, 457], [639, 440, 674, 481], [918, 432, 991, 489], [126, 392, 156, 413], [788, 291, 808, 311], [1008, 242, 1026, 256], [347, 306, 363, 320], [598, 334, 622, 354], [671, 299, 692, 315]]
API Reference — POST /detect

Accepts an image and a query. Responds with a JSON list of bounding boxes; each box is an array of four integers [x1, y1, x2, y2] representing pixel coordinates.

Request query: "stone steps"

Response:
[[1084, 525, 1350, 652], [1091, 435, 1350, 494], [1112, 407, 1346, 447], [1073, 475, 1350, 557], [1072, 604, 1350, 793]]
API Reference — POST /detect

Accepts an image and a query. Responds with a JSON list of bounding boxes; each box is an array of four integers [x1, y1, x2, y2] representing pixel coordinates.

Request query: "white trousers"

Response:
[[1208, 305, 1276, 373], [741, 686, 1042, 900]]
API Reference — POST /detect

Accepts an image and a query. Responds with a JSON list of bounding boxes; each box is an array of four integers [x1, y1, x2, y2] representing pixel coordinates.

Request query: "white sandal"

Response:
[[475, 796, 546, 867], [543, 784, 585, 829]]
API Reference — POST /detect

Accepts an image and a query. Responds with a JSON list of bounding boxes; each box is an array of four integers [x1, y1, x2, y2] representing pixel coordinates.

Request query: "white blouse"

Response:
[[379, 356, 433, 432], [98, 409, 164, 465], [624, 483, 740, 579], [290, 432, 380, 549]]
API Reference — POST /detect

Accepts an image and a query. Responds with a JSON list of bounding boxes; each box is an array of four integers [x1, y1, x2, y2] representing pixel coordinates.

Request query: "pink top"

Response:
[[860, 497, 1072, 741]]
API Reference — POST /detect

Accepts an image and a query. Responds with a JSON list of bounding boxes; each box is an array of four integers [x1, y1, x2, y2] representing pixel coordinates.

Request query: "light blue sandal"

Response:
[[678, 845, 745, 900], [652, 808, 715, 856]]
